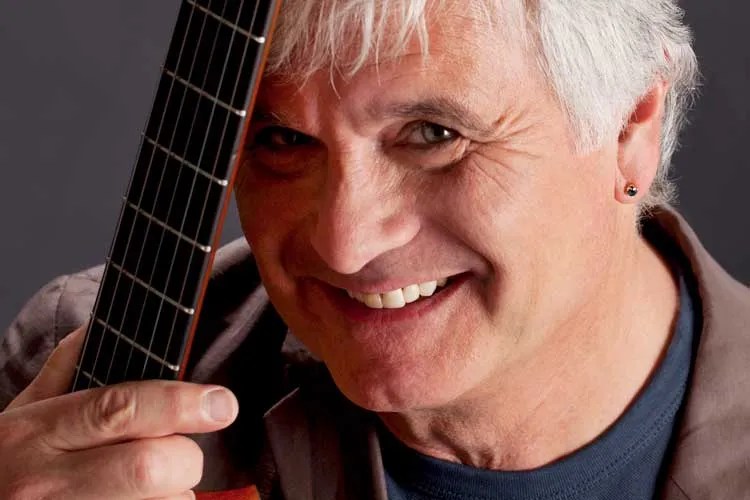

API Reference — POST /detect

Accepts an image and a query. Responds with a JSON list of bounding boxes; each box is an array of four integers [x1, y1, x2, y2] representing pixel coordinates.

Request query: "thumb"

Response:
[[7, 325, 86, 410]]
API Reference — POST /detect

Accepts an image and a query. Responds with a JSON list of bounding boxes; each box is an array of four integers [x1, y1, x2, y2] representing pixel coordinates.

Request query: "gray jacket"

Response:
[[2, 207, 749, 499]]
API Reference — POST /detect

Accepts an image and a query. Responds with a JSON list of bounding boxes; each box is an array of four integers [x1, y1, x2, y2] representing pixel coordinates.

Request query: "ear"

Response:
[[615, 80, 669, 204]]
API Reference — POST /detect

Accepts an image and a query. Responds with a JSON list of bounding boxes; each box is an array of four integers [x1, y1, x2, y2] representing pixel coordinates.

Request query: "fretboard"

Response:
[[72, 0, 279, 391]]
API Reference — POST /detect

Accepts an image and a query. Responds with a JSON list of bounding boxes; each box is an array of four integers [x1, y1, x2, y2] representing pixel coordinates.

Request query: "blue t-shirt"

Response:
[[381, 271, 696, 500]]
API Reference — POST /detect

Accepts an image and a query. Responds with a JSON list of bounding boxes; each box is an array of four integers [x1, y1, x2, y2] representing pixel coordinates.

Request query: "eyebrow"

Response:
[[251, 108, 290, 125], [251, 97, 496, 135], [368, 97, 495, 135]]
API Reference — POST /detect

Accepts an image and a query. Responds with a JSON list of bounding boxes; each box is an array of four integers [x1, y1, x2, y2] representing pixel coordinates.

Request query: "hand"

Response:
[[0, 325, 239, 499]]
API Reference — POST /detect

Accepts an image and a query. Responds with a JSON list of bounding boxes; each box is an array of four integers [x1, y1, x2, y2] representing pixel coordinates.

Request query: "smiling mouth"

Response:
[[342, 277, 453, 309]]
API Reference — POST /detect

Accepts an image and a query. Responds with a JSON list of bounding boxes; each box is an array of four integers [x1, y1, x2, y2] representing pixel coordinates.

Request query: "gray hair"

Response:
[[264, 0, 700, 209]]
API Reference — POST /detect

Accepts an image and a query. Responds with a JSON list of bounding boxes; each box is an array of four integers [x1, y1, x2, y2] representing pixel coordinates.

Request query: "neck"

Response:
[[378, 222, 680, 470]]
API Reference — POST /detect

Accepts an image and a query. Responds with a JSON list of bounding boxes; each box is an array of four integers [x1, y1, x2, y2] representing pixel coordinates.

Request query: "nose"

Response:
[[310, 148, 419, 275]]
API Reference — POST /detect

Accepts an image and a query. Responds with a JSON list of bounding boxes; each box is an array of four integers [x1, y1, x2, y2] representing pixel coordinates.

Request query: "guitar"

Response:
[[70, 2, 281, 496], [72, 0, 279, 389]]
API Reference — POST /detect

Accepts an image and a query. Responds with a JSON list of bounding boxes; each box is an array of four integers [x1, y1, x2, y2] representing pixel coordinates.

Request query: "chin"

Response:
[[325, 349, 470, 413]]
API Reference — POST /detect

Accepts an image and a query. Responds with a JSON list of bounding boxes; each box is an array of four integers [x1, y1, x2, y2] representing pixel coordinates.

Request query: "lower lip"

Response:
[[320, 273, 471, 324]]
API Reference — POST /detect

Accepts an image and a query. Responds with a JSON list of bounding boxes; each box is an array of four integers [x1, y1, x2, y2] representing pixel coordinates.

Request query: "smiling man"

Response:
[[2, 1, 750, 499]]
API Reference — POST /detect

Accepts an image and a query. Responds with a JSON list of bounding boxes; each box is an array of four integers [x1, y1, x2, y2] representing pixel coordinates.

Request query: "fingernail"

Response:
[[203, 389, 237, 422]]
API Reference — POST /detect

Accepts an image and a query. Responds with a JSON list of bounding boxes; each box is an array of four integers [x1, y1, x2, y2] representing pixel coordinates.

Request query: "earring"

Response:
[[625, 184, 639, 198]]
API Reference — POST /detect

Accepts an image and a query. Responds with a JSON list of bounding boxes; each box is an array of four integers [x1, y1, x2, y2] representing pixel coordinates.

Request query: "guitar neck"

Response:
[[72, 0, 279, 392]]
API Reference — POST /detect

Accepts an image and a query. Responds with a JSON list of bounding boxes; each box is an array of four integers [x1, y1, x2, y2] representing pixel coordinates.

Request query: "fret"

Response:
[[123, 199, 212, 253], [77, 320, 180, 388], [110, 204, 209, 305], [164, 4, 262, 111], [95, 266, 193, 367], [127, 140, 226, 245], [72, 0, 279, 393], [131, 291, 192, 369], [93, 318, 180, 372], [186, 0, 256, 42], [143, 135, 229, 187], [165, 4, 219, 87], [193, 0, 274, 40], [163, 2, 197, 79], [245, 1, 274, 44], [188, 0, 269, 42], [95, 265, 135, 335], [107, 260, 195, 315], [145, 75, 241, 179], [163, 68, 246, 117]]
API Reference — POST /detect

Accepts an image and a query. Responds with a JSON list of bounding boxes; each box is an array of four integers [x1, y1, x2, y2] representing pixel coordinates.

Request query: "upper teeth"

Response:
[[347, 278, 448, 309]]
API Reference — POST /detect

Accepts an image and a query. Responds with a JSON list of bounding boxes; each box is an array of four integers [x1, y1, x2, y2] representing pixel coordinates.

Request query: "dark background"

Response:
[[0, 1, 748, 331]]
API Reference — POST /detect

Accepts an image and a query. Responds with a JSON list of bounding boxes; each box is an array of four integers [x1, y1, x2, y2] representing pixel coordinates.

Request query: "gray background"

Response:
[[0, 1, 748, 331]]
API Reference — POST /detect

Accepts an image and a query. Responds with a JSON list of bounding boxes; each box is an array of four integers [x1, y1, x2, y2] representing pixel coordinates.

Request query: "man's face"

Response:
[[236, 10, 623, 412]]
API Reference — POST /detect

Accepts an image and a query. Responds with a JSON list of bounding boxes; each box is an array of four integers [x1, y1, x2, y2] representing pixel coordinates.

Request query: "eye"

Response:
[[402, 122, 460, 148], [420, 123, 457, 144], [390, 121, 469, 171], [252, 126, 316, 150], [244, 125, 321, 179]]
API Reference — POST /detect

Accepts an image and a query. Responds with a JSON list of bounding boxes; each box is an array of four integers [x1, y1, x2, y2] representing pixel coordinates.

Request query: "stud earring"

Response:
[[625, 184, 639, 197]]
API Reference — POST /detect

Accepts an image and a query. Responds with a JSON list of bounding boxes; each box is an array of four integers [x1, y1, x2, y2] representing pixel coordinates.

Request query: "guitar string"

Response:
[[155, 0, 258, 380], [101, 0, 212, 385], [80, 1, 267, 387], [108, 0, 222, 385], [73, 1, 202, 390], [152, 0, 254, 378], [126, 0, 240, 381]]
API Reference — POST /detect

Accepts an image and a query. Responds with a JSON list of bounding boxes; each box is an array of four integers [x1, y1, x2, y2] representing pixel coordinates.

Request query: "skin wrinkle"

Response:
[[369, 98, 492, 138], [236, 2, 679, 471]]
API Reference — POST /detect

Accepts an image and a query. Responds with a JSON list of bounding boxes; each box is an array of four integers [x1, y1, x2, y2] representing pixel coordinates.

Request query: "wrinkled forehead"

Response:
[[263, 0, 529, 84]]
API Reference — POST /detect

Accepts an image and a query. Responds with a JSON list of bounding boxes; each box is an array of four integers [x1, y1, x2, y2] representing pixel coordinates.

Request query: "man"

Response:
[[1, 0, 749, 499]]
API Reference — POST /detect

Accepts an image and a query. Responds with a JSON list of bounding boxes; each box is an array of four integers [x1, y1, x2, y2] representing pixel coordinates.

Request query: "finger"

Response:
[[37, 380, 238, 451], [7, 326, 86, 410], [54, 435, 202, 500]]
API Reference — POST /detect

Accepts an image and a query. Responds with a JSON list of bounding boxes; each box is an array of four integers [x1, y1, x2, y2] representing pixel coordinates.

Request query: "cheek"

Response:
[[234, 170, 299, 301], [235, 162, 311, 248], [424, 148, 610, 325], [234, 164, 326, 311], [417, 155, 538, 323], [235, 178, 328, 354], [429, 152, 538, 268]]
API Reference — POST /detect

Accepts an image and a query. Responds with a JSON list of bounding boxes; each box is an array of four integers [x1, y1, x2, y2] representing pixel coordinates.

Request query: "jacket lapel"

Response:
[[264, 382, 389, 500], [264, 390, 316, 499], [655, 209, 750, 498]]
